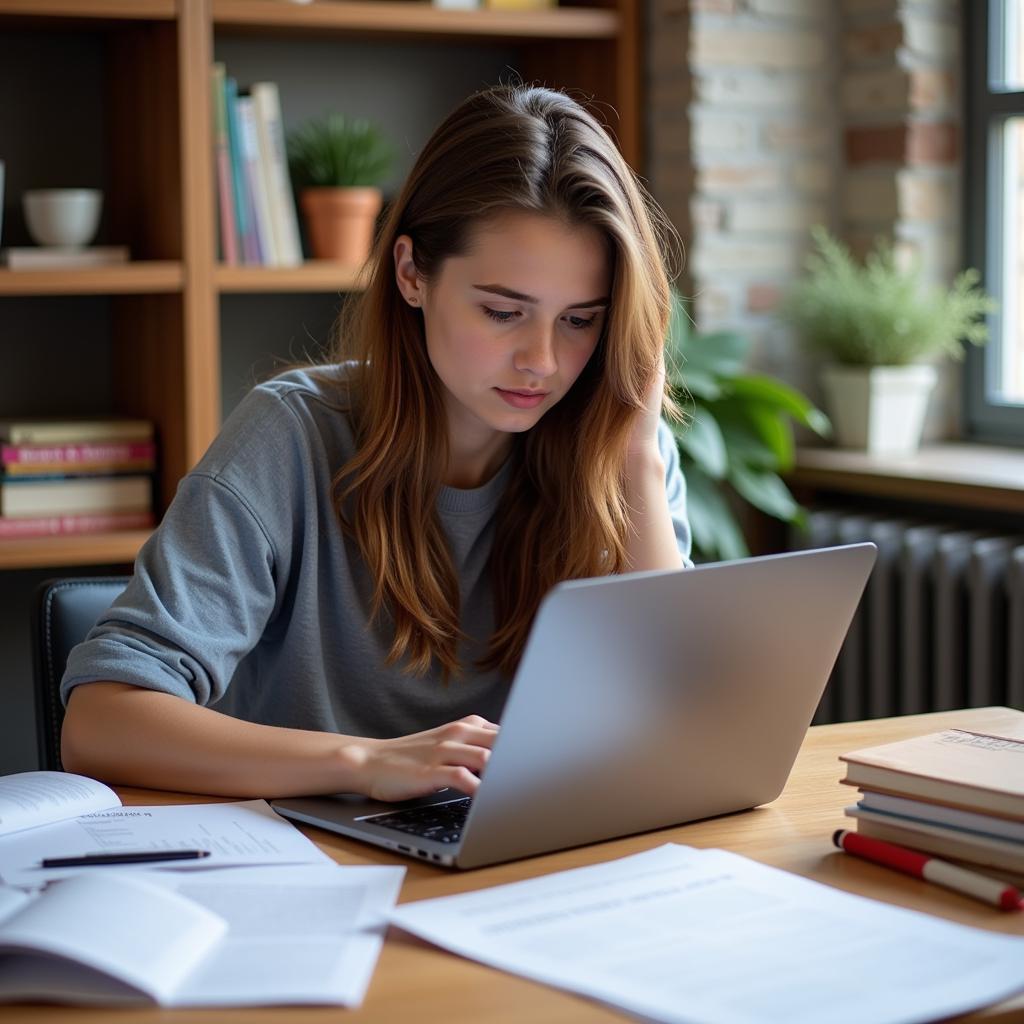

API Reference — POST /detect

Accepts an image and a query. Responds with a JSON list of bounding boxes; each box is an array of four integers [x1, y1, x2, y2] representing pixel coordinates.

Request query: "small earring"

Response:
[[407, 296, 419, 307]]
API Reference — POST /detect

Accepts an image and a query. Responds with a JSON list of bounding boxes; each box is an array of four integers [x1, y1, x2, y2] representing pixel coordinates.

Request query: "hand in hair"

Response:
[[626, 354, 667, 460], [350, 715, 500, 802]]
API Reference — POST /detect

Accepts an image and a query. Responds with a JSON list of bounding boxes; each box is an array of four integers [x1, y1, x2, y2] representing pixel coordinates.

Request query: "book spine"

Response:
[[0, 476, 153, 517], [251, 81, 303, 266], [1, 422, 154, 445], [0, 511, 154, 539], [3, 461, 155, 476], [2, 442, 156, 466], [237, 95, 276, 265], [226, 76, 260, 266], [212, 63, 240, 266]]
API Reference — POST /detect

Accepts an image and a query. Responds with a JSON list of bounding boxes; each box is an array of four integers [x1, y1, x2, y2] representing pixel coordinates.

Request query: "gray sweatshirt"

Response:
[[62, 366, 692, 738]]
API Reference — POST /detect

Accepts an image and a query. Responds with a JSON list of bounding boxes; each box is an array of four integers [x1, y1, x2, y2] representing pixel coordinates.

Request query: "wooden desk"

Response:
[[7, 708, 1024, 1023]]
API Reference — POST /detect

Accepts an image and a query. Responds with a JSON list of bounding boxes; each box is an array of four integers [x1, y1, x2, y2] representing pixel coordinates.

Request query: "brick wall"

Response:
[[647, 0, 964, 433]]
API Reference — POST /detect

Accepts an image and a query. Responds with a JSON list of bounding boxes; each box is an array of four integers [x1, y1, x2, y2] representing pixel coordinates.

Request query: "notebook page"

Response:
[[147, 864, 405, 1006], [0, 872, 226, 1004], [0, 772, 119, 838]]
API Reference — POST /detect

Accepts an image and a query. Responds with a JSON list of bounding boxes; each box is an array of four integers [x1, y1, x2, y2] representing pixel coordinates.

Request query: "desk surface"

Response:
[[7, 707, 1024, 1023]]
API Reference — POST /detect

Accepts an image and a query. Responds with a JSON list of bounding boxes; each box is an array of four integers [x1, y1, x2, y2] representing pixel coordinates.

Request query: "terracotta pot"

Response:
[[299, 187, 383, 264]]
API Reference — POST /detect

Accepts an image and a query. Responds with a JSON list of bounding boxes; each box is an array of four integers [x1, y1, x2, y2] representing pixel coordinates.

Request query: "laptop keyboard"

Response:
[[361, 796, 471, 845]]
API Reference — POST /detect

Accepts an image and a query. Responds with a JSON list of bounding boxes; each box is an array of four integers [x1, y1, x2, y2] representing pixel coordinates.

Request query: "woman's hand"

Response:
[[626, 355, 666, 460], [351, 715, 500, 802]]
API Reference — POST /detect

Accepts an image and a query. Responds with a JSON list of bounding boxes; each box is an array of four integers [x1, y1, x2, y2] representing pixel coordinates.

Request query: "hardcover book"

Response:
[[839, 709, 1024, 819], [2, 441, 156, 475], [0, 475, 152, 518], [0, 420, 154, 445], [0, 511, 154, 539]]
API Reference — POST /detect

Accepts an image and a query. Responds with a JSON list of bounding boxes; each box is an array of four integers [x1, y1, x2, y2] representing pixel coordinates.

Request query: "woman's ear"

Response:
[[394, 235, 425, 308]]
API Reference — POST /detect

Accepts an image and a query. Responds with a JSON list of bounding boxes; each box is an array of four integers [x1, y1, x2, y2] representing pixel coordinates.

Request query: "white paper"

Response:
[[0, 799, 333, 888], [0, 885, 29, 925], [143, 864, 405, 1006], [0, 872, 226, 1004], [391, 843, 1024, 1024], [0, 772, 119, 837]]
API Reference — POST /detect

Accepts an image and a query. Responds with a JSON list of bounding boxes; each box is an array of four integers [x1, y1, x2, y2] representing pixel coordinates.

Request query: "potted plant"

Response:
[[782, 226, 995, 455], [287, 114, 394, 265], [666, 292, 830, 561]]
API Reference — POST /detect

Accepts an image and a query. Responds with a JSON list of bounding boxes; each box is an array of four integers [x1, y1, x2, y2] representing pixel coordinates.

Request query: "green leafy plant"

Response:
[[782, 225, 995, 366], [667, 292, 830, 562], [287, 114, 394, 190]]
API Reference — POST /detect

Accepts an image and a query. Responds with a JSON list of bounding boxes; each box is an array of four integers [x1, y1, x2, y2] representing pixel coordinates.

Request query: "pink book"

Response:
[[2, 442, 156, 466], [0, 511, 155, 539]]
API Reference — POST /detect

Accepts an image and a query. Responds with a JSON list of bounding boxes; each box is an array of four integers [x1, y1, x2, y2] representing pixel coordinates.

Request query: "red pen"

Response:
[[832, 829, 1023, 912]]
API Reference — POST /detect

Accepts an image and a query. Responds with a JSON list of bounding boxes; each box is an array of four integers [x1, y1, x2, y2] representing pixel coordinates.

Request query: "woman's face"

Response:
[[394, 211, 611, 482]]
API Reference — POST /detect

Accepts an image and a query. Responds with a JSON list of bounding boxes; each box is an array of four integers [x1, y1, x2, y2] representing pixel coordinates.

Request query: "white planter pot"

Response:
[[821, 364, 938, 455]]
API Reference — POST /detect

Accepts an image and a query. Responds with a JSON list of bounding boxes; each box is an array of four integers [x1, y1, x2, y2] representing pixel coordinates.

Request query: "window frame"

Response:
[[964, 0, 1024, 443]]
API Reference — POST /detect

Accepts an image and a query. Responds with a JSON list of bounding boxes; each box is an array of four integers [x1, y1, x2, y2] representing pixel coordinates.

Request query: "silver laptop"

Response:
[[273, 543, 876, 869]]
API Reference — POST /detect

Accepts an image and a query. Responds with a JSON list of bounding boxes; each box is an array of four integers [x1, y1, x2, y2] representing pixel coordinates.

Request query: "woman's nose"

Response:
[[513, 324, 557, 378]]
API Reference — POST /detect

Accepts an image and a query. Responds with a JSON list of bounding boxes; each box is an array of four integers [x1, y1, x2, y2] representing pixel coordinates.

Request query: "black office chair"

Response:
[[32, 577, 129, 771]]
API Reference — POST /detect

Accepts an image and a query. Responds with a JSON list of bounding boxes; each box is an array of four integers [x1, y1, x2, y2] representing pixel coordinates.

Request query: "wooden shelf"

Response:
[[0, 0, 174, 20], [0, 529, 151, 571], [791, 443, 1024, 515], [213, 0, 619, 40], [215, 261, 366, 294], [0, 262, 184, 296]]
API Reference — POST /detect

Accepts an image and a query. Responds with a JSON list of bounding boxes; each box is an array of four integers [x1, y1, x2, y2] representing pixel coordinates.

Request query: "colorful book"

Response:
[[0, 420, 154, 445], [839, 710, 1024, 819], [0, 476, 152, 518], [1, 247, 129, 269], [225, 75, 260, 265], [237, 94, 276, 265], [2, 441, 156, 472], [0, 511, 154, 539], [212, 63, 240, 265], [250, 81, 303, 266]]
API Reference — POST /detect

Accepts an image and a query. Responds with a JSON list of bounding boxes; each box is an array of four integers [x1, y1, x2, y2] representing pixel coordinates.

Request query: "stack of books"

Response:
[[839, 709, 1024, 886], [212, 64, 303, 267], [0, 418, 156, 539]]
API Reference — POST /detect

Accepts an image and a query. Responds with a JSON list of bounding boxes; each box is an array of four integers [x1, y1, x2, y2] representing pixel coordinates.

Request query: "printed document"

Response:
[[391, 844, 1024, 1024], [0, 799, 332, 888]]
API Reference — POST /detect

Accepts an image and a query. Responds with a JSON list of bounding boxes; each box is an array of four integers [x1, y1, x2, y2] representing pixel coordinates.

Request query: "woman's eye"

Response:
[[566, 315, 598, 330], [482, 307, 519, 323]]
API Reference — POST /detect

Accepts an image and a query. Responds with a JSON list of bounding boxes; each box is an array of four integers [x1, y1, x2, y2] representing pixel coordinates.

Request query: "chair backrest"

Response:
[[32, 577, 129, 771]]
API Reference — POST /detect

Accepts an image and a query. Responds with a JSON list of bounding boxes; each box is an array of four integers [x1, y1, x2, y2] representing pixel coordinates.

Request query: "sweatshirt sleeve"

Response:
[[658, 418, 694, 568], [60, 385, 307, 707], [61, 473, 278, 706]]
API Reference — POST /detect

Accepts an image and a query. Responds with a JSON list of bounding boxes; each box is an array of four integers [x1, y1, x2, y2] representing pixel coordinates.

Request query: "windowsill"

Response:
[[790, 442, 1024, 513]]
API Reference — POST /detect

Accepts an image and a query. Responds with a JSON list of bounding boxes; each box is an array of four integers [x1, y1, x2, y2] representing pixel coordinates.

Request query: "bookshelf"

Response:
[[215, 260, 363, 293], [0, 0, 642, 572], [0, 263, 184, 296]]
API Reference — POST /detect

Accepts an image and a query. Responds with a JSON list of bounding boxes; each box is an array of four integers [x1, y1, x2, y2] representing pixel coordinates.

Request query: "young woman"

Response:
[[60, 84, 692, 800]]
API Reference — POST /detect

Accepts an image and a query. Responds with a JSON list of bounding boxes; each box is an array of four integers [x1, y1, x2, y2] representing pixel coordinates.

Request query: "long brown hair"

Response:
[[332, 84, 681, 680]]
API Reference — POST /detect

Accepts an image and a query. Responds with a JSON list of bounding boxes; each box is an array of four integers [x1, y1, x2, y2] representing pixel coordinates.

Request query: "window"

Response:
[[965, 0, 1024, 441]]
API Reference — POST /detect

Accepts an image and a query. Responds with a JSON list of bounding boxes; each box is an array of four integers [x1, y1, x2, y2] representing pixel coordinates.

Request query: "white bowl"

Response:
[[23, 189, 103, 248]]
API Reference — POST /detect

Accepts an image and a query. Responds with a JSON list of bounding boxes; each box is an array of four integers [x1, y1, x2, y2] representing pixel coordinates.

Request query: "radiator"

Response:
[[792, 510, 1024, 724]]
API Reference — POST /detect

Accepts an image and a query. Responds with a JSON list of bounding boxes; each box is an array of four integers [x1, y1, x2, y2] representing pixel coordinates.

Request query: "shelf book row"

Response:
[[0, 419, 156, 540], [213, 64, 303, 268], [839, 709, 1024, 886]]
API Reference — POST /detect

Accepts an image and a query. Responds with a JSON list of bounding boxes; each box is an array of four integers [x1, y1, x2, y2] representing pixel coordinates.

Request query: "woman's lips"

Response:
[[495, 388, 548, 409]]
